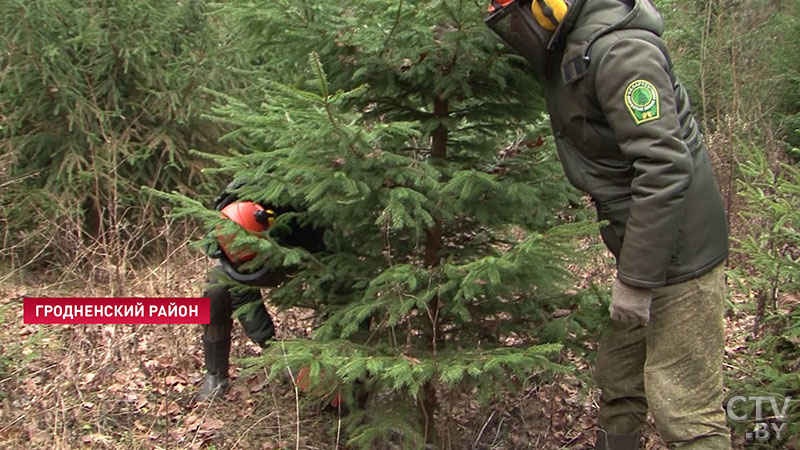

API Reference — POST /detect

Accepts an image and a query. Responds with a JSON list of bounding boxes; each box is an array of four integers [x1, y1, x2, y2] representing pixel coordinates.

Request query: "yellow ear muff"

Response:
[[531, 0, 568, 31], [265, 210, 276, 228]]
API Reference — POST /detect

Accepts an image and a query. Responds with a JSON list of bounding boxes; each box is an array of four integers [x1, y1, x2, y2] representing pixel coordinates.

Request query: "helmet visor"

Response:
[[485, 0, 552, 79]]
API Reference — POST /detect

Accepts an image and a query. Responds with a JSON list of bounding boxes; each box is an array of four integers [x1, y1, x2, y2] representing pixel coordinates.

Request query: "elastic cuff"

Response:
[[617, 272, 665, 289]]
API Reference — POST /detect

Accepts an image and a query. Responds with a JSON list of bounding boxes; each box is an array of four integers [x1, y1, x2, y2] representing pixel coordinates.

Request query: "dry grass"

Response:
[[0, 241, 761, 449], [0, 246, 329, 450]]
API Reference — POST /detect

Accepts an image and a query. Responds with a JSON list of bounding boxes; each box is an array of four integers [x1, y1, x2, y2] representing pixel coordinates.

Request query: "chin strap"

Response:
[[220, 258, 275, 285]]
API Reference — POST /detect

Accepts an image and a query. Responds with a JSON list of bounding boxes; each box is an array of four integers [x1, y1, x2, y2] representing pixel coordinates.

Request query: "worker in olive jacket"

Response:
[[486, 0, 730, 448]]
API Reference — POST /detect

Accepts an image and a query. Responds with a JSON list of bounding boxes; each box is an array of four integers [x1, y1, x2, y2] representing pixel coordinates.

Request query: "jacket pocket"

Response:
[[554, 136, 590, 193], [597, 196, 632, 260]]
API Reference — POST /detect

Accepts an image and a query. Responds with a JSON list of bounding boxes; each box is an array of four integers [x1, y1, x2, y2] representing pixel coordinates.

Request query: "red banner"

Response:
[[23, 297, 210, 324]]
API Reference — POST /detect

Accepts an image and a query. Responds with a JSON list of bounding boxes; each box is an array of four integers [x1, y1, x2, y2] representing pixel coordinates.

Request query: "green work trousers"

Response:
[[596, 263, 731, 449]]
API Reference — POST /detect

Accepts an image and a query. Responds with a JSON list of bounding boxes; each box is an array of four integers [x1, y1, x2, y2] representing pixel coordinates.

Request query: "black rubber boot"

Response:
[[594, 429, 640, 450], [195, 322, 232, 402]]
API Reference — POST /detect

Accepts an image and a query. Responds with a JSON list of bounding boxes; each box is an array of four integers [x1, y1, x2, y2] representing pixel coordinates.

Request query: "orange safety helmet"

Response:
[[217, 201, 275, 264], [296, 366, 342, 408]]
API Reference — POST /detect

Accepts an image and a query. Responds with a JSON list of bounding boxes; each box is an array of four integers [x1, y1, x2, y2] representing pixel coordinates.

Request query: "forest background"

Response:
[[1, 0, 798, 449]]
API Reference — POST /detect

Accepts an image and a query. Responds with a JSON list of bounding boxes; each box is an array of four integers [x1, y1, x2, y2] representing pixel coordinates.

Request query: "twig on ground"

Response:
[[189, 384, 217, 448], [279, 340, 301, 450], [232, 411, 277, 449], [335, 401, 342, 449], [270, 376, 283, 443], [0, 362, 59, 386], [0, 415, 26, 435], [474, 409, 496, 447], [563, 429, 582, 448], [492, 415, 506, 448]]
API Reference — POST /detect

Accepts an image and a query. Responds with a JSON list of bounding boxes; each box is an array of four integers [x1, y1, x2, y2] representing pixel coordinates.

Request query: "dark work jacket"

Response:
[[542, 0, 728, 288]]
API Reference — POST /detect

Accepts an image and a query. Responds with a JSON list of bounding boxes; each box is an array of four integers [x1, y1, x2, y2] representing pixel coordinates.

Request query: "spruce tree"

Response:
[[181, 0, 600, 447], [0, 0, 241, 274]]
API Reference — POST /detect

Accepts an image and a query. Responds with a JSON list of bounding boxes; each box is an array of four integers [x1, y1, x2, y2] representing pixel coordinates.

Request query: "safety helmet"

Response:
[[217, 201, 275, 264], [212, 201, 294, 286], [296, 366, 342, 408], [485, 0, 570, 79]]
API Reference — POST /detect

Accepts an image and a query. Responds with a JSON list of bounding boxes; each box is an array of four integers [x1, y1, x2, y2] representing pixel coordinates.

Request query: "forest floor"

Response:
[[0, 246, 771, 450]]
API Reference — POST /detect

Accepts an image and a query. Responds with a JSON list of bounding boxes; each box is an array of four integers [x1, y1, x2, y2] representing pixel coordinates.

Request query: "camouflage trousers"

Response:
[[596, 263, 731, 449]]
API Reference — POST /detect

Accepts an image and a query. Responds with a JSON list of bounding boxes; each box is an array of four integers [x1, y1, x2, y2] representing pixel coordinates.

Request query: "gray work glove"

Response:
[[610, 279, 653, 325]]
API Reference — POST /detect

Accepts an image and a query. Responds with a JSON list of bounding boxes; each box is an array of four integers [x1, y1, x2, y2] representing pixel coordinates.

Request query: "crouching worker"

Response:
[[196, 186, 324, 402]]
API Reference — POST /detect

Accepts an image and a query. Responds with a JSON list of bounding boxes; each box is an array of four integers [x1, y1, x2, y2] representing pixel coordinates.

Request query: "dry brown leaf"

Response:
[[184, 413, 201, 432], [144, 359, 159, 370], [165, 375, 185, 385], [82, 433, 112, 445], [247, 376, 267, 393], [551, 309, 572, 318], [133, 420, 147, 431], [402, 354, 421, 365], [156, 399, 180, 417], [197, 417, 224, 434], [167, 429, 186, 442]]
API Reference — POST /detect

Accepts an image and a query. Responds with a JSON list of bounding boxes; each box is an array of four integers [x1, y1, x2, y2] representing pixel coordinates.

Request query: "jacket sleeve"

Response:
[[593, 36, 694, 288]]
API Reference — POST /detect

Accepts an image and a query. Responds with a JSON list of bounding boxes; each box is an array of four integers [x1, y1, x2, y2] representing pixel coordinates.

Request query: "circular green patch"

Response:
[[632, 87, 653, 107], [624, 79, 660, 125]]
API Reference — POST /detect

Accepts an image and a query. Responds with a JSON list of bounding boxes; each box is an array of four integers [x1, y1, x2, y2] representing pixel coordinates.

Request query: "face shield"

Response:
[[485, 0, 556, 80]]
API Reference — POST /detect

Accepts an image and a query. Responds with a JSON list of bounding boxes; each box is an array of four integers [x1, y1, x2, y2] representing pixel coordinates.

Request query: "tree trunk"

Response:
[[419, 94, 448, 446], [430, 96, 448, 159]]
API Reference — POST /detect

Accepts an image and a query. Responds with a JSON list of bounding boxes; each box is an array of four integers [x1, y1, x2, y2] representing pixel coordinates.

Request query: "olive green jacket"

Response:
[[542, 0, 728, 288]]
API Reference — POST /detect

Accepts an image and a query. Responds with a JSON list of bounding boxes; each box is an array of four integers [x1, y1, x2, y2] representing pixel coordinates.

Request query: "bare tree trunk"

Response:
[[431, 96, 448, 160], [419, 94, 449, 446]]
